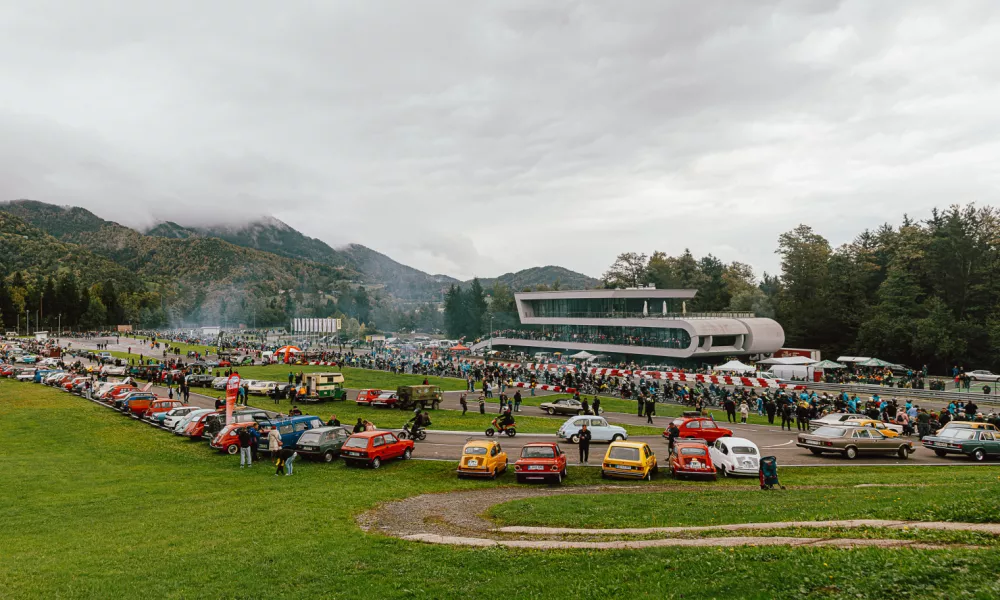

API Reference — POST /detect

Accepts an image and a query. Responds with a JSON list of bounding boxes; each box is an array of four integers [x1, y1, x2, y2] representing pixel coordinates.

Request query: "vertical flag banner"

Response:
[[225, 374, 241, 425]]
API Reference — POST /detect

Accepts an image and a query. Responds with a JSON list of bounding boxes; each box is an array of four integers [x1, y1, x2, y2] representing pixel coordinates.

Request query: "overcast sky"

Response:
[[2, 1, 999, 280]]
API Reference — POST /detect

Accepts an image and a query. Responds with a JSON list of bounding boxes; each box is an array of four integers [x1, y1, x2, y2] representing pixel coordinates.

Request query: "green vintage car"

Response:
[[921, 427, 1000, 461], [294, 425, 352, 462]]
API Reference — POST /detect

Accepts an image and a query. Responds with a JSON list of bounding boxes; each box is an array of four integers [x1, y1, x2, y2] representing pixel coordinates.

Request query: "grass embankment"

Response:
[[4, 381, 1000, 599], [490, 468, 1000, 529]]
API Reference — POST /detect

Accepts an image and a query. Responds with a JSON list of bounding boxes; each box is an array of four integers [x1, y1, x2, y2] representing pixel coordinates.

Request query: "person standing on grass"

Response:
[[478, 395, 486, 414], [249, 426, 261, 462], [514, 390, 522, 412], [460, 393, 468, 415], [724, 397, 736, 423], [578, 423, 592, 465], [237, 427, 253, 468], [739, 400, 749, 424], [592, 396, 600, 415]]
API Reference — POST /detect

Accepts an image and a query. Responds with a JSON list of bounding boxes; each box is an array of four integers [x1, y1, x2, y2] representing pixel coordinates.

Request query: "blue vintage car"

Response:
[[261, 415, 325, 454]]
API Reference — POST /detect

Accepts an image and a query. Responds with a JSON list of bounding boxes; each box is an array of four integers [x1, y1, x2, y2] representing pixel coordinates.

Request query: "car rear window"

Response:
[[344, 437, 369, 449], [608, 447, 640, 461], [465, 447, 488, 455], [813, 426, 847, 437], [298, 431, 322, 444], [680, 447, 706, 456], [731, 446, 757, 455], [522, 446, 555, 459]]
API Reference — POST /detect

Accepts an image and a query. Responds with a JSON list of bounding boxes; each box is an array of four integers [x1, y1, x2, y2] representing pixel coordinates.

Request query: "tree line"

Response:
[[601, 204, 1000, 372]]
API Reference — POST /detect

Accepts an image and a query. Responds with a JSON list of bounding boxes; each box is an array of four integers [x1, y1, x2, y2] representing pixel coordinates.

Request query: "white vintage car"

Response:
[[557, 416, 627, 444], [708, 437, 760, 477]]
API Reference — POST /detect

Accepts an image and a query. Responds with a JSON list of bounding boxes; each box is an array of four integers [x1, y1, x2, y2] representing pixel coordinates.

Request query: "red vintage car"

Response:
[[210, 422, 258, 455], [669, 440, 717, 480], [370, 392, 399, 408], [663, 417, 733, 444], [514, 442, 568, 484], [340, 430, 414, 469], [1, 365, 15, 377], [183, 410, 222, 439], [355, 389, 384, 406], [109, 385, 140, 400], [141, 399, 183, 420]]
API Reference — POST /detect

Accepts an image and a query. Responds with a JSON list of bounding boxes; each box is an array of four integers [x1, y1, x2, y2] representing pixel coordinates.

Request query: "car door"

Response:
[[590, 418, 611, 441], [851, 428, 872, 451], [383, 432, 401, 458], [643, 444, 655, 469], [371, 434, 386, 459], [683, 420, 701, 438], [977, 431, 999, 455]]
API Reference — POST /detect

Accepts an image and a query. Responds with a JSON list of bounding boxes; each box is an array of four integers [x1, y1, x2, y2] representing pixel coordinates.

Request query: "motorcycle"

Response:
[[485, 417, 516, 438], [398, 426, 427, 441]]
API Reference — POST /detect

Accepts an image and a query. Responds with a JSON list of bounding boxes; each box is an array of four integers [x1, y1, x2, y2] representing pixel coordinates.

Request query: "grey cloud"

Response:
[[1, 1, 999, 280]]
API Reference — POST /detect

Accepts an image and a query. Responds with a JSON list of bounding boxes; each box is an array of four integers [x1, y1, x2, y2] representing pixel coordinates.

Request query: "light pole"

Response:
[[489, 315, 494, 353]]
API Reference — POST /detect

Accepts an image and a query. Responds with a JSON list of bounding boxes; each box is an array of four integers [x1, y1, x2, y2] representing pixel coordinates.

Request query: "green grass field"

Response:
[[5, 381, 1000, 599], [490, 467, 1000, 528]]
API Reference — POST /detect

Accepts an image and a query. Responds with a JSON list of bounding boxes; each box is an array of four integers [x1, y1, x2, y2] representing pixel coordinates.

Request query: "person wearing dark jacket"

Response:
[[327, 415, 340, 427], [237, 427, 253, 468], [578, 424, 593, 464], [592, 396, 601, 415], [666, 422, 680, 452], [353, 418, 365, 433], [781, 402, 794, 431], [644, 397, 656, 424], [724, 398, 737, 423]]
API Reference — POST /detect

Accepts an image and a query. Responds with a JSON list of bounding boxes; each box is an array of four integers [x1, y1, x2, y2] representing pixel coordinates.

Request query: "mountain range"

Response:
[[0, 200, 598, 308]]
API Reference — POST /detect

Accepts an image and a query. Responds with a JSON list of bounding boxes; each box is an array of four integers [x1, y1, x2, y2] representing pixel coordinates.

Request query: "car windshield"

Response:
[[464, 446, 488, 455], [608, 447, 640, 461], [731, 446, 757, 455], [298, 431, 323, 444], [521, 446, 555, 459], [813, 426, 848, 437], [344, 437, 369, 449], [680, 447, 706, 456]]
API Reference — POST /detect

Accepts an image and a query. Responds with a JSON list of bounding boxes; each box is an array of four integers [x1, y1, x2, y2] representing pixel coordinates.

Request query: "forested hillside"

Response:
[[600, 204, 1000, 372]]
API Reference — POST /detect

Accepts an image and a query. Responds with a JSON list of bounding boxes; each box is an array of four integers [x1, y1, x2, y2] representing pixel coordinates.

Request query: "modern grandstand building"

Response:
[[472, 288, 785, 367]]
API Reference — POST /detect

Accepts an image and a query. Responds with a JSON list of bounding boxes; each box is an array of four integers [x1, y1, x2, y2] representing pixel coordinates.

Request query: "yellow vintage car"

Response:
[[843, 419, 901, 438], [601, 441, 658, 481], [457, 440, 508, 479]]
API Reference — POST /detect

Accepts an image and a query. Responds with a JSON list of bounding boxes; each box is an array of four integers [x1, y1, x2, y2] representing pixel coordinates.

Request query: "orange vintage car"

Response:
[[355, 389, 384, 406]]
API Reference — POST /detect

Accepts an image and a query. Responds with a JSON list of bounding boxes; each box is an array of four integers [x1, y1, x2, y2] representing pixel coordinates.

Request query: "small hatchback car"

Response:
[[341, 430, 414, 469], [669, 440, 717, 480], [457, 440, 508, 479], [514, 442, 567, 483], [601, 441, 657, 480]]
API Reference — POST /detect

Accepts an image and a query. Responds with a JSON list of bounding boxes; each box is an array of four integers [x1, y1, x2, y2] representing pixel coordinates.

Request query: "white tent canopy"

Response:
[[569, 350, 596, 360], [713, 360, 756, 372], [837, 356, 870, 363], [758, 356, 816, 366]]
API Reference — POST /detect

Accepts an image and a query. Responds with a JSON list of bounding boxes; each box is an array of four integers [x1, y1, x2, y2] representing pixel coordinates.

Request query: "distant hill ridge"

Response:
[[0, 200, 599, 300]]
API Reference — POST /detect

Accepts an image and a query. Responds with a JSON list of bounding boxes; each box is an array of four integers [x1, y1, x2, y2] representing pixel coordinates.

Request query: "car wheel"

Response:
[[845, 446, 858, 460], [371, 457, 382, 469], [323, 451, 334, 463], [645, 469, 653, 481], [973, 448, 987, 462], [809, 448, 823, 456], [546, 408, 554, 415], [720, 466, 728, 477], [516, 475, 524, 484], [612, 434, 624, 442], [226, 445, 238, 455], [402, 448, 412, 460], [934, 449, 947, 457], [570, 434, 580, 444], [600, 470, 608, 479], [555, 472, 563, 484], [491, 468, 498, 480]]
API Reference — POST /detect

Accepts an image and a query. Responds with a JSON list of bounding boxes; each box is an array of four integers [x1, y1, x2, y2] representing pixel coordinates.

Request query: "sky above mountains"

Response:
[[2, 1, 999, 280]]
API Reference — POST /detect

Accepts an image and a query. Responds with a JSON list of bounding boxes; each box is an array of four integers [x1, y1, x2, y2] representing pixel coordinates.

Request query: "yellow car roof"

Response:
[[463, 441, 497, 450], [608, 441, 645, 449]]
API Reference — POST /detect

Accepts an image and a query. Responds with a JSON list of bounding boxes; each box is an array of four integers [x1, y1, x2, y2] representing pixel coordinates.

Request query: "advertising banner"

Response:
[[225, 374, 241, 425]]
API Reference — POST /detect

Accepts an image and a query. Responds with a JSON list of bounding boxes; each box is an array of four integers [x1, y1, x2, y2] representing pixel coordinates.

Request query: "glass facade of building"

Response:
[[524, 297, 686, 319], [501, 324, 691, 350]]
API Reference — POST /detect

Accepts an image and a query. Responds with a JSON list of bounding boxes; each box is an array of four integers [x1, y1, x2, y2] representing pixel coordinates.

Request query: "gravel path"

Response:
[[357, 486, 995, 551]]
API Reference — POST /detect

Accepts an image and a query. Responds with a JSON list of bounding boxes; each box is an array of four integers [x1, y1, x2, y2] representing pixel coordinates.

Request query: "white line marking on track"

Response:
[[761, 441, 795, 449]]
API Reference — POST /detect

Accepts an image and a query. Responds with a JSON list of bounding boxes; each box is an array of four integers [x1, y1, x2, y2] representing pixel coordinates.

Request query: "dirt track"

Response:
[[358, 486, 996, 550]]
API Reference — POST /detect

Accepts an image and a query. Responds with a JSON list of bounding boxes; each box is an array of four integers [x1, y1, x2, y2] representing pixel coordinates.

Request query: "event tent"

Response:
[[810, 360, 847, 369], [856, 357, 895, 368], [758, 356, 816, 366], [713, 360, 756, 372], [449, 344, 469, 351], [569, 350, 596, 360]]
